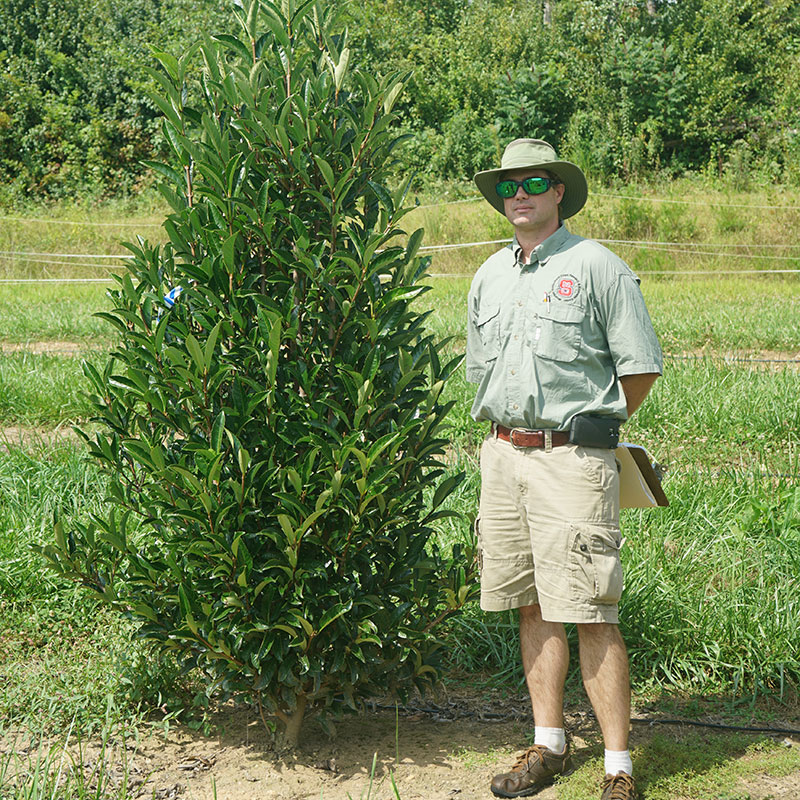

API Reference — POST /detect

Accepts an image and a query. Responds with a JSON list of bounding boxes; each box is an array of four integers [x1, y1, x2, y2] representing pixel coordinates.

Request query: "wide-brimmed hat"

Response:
[[474, 138, 588, 219]]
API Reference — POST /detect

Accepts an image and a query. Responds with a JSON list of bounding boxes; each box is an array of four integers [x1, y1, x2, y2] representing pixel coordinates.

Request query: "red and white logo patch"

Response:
[[553, 274, 580, 301]]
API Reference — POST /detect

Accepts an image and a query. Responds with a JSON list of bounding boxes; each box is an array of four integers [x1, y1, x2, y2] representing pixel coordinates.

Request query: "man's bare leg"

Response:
[[576, 622, 630, 751], [520, 603, 569, 727]]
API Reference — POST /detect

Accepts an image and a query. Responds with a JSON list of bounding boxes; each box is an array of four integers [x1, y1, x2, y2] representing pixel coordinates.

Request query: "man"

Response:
[[467, 139, 662, 800]]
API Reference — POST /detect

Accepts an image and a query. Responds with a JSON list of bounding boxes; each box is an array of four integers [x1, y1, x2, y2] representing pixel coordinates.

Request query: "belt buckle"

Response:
[[509, 428, 537, 449], [509, 428, 553, 451]]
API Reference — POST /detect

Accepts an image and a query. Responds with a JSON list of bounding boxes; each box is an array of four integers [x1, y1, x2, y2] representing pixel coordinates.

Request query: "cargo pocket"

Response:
[[568, 523, 623, 605], [474, 516, 484, 575]]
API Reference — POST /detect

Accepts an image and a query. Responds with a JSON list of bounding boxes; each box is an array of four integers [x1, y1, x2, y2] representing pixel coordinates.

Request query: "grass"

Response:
[[0, 352, 100, 425], [555, 731, 800, 800], [0, 284, 113, 344], [0, 187, 798, 798], [0, 712, 144, 800]]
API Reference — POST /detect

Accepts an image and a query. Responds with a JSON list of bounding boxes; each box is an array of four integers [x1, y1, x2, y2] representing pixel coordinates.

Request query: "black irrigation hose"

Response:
[[630, 717, 800, 736], [372, 702, 800, 737]]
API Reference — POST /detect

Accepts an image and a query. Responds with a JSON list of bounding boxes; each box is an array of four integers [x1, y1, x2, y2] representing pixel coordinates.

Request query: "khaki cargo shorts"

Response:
[[476, 432, 623, 623]]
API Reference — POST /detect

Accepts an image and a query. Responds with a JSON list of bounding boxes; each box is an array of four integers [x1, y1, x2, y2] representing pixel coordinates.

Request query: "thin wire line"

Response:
[[665, 353, 800, 365], [0, 215, 162, 227], [0, 278, 114, 284], [410, 192, 800, 211], [0, 250, 132, 259], [593, 192, 800, 210], [598, 239, 800, 249], [420, 238, 511, 252], [0, 258, 120, 269], [425, 269, 800, 277], [602, 244, 800, 260], [3, 237, 799, 260], [414, 197, 483, 209]]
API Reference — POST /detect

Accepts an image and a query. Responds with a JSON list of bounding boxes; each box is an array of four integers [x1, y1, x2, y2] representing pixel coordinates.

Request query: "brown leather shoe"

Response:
[[490, 743, 572, 797], [600, 771, 638, 800]]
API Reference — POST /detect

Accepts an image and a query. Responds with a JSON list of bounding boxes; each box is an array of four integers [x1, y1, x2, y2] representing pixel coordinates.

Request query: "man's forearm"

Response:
[[619, 373, 660, 417]]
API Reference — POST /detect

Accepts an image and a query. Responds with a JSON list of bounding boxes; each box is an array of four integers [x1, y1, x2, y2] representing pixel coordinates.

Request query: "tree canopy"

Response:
[[1, 0, 798, 200]]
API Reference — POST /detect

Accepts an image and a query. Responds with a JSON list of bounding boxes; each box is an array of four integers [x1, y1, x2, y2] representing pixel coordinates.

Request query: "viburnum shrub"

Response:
[[42, 0, 475, 747]]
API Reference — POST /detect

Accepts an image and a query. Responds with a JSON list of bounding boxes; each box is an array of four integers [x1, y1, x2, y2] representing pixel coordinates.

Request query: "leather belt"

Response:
[[493, 423, 570, 449]]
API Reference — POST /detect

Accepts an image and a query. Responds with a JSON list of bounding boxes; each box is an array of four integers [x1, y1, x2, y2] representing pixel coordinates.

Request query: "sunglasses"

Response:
[[495, 176, 560, 199]]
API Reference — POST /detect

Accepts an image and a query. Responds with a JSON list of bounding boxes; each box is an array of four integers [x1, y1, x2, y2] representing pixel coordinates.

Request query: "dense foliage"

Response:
[[2, 0, 799, 199], [40, 0, 474, 746]]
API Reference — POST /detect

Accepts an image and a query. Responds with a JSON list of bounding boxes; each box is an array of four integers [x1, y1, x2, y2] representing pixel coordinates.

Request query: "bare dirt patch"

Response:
[[4, 696, 799, 800], [0, 425, 81, 450], [0, 341, 95, 356]]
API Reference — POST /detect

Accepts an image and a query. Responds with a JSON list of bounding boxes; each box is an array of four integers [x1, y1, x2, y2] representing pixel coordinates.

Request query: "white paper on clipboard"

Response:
[[615, 443, 668, 508]]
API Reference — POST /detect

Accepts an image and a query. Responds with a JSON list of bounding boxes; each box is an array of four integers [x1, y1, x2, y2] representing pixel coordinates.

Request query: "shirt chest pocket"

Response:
[[529, 301, 585, 363]]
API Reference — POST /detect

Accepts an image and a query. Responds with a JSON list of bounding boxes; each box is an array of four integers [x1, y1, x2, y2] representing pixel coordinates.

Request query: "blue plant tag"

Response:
[[163, 285, 183, 308]]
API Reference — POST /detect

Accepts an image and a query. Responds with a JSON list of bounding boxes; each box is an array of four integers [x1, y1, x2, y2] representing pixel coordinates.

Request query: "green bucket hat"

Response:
[[474, 138, 588, 219]]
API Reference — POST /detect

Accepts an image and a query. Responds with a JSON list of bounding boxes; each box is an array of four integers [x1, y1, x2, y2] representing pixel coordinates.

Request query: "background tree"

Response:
[[2, 0, 799, 198], [41, 0, 475, 747]]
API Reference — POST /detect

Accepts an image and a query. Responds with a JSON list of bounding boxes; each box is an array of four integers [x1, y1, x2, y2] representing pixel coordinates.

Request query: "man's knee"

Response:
[[519, 603, 543, 622], [576, 621, 621, 639]]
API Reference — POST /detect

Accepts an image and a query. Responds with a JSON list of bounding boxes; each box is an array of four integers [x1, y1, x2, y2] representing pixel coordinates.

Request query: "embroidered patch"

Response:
[[553, 274, 580, 301]]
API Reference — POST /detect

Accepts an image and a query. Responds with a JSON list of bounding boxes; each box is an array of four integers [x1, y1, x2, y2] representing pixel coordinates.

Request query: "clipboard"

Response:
[[615, 443, 668, 508]]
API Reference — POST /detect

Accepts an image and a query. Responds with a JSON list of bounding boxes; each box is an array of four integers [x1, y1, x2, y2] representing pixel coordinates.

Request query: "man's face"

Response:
[[501, 168, 565, 234]]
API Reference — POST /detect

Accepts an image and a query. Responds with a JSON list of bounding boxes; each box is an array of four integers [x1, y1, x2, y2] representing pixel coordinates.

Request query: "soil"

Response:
[[0, 341, 97, 356], [0, 425, 81, 449], [3, 693, 799, 800]]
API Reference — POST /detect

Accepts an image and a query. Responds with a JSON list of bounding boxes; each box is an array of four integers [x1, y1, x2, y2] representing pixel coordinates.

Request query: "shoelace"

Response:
[[602, 772, 637, 800], [511, 744, 548, 772]]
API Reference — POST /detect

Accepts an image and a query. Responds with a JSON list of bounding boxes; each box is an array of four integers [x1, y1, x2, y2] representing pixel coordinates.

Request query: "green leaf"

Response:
[[318, 600, 352, 633], [211, 411, 226, 452], [213, 33, 253, 65], [152, 50, 180, 82], [186, 335, 206, 372], [204, 319, 224, 368], [142, 160, 183, 186], [222, 232, 238, 273], [334, 48, 350, 91], [383, 80, 404, 114], [314, 155, 335, 190]]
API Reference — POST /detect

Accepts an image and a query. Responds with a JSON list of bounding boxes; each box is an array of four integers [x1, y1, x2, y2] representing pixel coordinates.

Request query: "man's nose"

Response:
[[514, 184, 530, 198]]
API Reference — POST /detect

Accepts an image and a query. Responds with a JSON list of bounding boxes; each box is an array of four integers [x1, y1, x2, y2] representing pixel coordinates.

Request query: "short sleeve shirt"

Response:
[[466, 224, 663, 430]]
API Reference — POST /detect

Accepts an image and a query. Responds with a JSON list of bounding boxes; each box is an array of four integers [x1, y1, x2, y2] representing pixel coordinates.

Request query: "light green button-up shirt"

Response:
[[466, 224, 663, 430]]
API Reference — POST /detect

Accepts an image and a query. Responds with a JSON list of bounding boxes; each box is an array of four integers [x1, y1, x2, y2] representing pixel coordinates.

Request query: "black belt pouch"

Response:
[[569, 414, 621, 449]]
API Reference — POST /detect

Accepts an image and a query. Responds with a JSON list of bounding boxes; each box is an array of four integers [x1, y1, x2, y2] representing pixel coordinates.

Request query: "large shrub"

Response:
[[41, 0, 475, 746]]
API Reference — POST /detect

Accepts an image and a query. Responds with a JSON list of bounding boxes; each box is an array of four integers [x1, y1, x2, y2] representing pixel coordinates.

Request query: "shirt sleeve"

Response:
[[597, 274, 663, 377]]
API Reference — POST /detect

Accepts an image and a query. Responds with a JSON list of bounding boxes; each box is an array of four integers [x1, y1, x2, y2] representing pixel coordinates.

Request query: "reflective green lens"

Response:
[[495, 180, 519, 198], [521, 177, 551, 194], [495, 177, 554, 199]]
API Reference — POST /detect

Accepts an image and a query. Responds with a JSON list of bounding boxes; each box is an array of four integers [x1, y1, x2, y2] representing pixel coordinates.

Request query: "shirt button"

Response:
[[513, 403, 519, 410], [517, 301, 523, 307], [510, 369, 516, 375], [514, 335, 519, 340]]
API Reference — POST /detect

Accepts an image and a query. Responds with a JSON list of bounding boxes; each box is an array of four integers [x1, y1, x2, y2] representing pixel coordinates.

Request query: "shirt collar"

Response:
[[512, 224, 571, 267]]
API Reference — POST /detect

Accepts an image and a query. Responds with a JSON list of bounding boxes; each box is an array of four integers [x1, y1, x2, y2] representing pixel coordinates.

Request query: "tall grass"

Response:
[[0, 712, 141, 800], [0, 352, 99, 425], [0, 284, 112, 343], [0, 445, 190, 733]]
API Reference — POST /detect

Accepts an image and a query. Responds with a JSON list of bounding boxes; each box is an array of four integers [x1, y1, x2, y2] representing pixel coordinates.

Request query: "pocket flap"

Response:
[[476, 303, 500, 327], [547, 301, 585, 324]]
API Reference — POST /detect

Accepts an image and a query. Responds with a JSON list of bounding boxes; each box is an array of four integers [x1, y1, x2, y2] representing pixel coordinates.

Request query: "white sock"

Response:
[[604, 749, 633, 776], [534, 726, 566, 753]]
